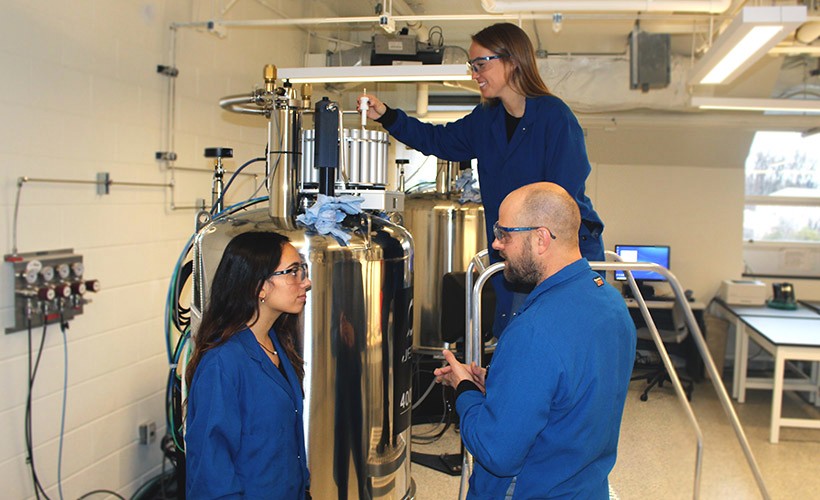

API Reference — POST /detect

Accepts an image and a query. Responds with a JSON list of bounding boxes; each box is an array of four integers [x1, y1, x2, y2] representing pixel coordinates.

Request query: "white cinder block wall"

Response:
[[0, 1, 308, 498]]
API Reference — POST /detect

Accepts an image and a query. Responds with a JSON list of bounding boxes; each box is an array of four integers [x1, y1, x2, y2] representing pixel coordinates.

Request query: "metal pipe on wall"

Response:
[[11, 176, 174, 255]]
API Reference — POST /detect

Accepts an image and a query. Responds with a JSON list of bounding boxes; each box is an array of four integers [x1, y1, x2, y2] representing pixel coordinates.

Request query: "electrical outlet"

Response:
[[139, 421, 157, 445]]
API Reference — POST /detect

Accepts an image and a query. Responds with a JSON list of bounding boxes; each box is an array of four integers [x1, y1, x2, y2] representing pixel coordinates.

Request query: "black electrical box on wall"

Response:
[[629, 29, 671, 92]]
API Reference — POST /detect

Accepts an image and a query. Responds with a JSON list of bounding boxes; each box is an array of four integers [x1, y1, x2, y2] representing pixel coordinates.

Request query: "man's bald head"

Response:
[[503, 182, 581, 248]]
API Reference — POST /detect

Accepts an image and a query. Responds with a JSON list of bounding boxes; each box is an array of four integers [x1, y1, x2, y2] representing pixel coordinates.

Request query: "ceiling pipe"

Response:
[[390, 0, 416, 16], [796, 21, 820, 44], [172, 12, 721, 30], [389, 0, 430, 43], [416, 83, 429, 117], [481, 0, 731, 14], [770, 44, 820, 55]]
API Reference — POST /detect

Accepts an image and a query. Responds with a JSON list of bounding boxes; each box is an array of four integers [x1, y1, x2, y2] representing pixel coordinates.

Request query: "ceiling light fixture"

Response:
[[688, 6, 806, 86], [277, 64, 472, 84], [691, 96, 820, 114]]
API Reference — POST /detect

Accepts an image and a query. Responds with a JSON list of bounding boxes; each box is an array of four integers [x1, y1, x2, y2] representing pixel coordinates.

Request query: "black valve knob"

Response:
[[204, 147, 233, 158]]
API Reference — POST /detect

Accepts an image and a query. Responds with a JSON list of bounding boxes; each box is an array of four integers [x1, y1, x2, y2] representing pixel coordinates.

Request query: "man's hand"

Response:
[[469, 362, 487, 394], [357, 94, 386, 120], [434, 350, 478, 390]]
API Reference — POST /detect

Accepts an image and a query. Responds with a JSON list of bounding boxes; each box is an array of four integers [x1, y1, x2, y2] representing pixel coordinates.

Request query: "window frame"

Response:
[[742, 131, 820, 278]]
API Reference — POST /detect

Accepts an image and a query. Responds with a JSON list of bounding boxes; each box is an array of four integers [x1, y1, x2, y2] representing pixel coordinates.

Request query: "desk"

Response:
[[717, 302, 820, 400], [800, 300, 820, 314], [625, 299, 706, 380], [714, 299, 820, 443]]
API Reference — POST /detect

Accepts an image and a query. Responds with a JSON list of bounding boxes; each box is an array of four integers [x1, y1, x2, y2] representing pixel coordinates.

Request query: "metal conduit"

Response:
[[18, 176, 173, 189], [219, 94, 271, 115], [11, 176, 176, 255], [459, 251, 771, 500], [171, 12, 722, 31]]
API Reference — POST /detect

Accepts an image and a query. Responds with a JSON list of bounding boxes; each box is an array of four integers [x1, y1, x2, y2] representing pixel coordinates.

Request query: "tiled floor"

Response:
[[410, 376, 820, 499]]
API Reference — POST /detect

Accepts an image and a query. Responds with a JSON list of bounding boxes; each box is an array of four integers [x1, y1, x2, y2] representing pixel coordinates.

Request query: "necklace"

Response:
[[258, 341, 278, 357]]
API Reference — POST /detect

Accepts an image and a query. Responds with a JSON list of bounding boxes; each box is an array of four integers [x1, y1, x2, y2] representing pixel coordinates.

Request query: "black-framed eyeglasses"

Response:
[[493, 221, 556, 243], [467, 55, 505, 73], [270, 262, 309, 284]]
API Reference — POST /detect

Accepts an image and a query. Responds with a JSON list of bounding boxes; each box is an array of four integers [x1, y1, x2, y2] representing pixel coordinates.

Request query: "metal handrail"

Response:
[[460, 248, 491, 497], [457, 252, 770, 500]]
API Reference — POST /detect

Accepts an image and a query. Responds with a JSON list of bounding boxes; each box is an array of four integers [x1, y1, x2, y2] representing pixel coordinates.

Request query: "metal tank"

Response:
[[403, 160, 487, 353], [191, 66, 415, 499]]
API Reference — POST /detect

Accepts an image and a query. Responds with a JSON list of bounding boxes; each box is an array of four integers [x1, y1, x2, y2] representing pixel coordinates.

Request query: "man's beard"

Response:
[[502, 247, 541, 287]]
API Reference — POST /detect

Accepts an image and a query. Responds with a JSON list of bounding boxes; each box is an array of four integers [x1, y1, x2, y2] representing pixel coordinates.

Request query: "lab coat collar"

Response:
[[491, 97, 537, 160], [236, 327, 301, 408], [519, 258, 590, 314]]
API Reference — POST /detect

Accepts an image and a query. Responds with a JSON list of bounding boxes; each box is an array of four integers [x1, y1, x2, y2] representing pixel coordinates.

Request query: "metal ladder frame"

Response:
[[458, 250, 770, 500]]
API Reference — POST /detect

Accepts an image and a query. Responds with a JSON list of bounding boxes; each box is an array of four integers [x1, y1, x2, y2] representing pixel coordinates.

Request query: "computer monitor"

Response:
[[613, 244, 670, 282]]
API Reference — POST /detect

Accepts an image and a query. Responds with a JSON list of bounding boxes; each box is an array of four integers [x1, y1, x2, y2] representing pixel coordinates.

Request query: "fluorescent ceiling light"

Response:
[[481, 0, 732, 14], [700, 25, 783, 84], [277, 64, 472, 83], [688, 6, 806, 86], [692, 97, 820, 114]]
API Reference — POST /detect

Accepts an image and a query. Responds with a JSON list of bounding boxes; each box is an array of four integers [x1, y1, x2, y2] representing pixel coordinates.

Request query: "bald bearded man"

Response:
[[435, 182, 636, 499]]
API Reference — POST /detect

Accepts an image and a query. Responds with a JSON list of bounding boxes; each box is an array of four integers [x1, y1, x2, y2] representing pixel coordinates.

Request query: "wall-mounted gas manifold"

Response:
[[5, 249, 100, 334]]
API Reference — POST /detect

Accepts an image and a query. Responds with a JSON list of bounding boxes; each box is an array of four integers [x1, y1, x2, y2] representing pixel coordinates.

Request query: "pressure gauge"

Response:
[[40, 266, 55, 282], [57, 263, 70, 279], [26, 260, 43, 275], [71, 262, 85, 277], [22, 269, 39, 284]]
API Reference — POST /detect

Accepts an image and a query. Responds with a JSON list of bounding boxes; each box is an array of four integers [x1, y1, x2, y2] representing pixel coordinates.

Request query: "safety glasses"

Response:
[[493, 221, 556, 243], [269, 262, 309, 285], [467, 55, 505, 73]]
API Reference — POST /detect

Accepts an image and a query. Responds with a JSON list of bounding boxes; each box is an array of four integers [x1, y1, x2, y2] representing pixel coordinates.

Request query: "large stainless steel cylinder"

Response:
[[403, 192, 486, 353], [191, 208, 415, 500]]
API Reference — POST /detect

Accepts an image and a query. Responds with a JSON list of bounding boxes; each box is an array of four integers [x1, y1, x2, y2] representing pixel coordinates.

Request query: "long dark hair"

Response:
[[472, 22, 551, 105], [185, 232, 305, 390]]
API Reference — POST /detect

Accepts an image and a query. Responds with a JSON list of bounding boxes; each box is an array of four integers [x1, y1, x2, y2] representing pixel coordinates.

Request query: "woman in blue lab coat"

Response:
[[359, 22, 604, 334], [185, 231, 312, 499]]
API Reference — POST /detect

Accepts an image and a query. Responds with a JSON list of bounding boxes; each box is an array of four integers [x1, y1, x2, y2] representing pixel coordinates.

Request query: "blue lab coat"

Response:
[[186, 327, 309, 499], [383, 95, 604, 332], [456, 259, 636, 498]]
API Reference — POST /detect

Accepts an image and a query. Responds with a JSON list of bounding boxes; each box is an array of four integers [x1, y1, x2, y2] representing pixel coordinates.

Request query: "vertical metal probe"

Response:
[[360, 87, 369, 129]]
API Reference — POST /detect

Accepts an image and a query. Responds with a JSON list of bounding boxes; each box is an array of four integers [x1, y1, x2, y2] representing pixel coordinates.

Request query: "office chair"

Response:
[[630, 303, 694, 402]]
